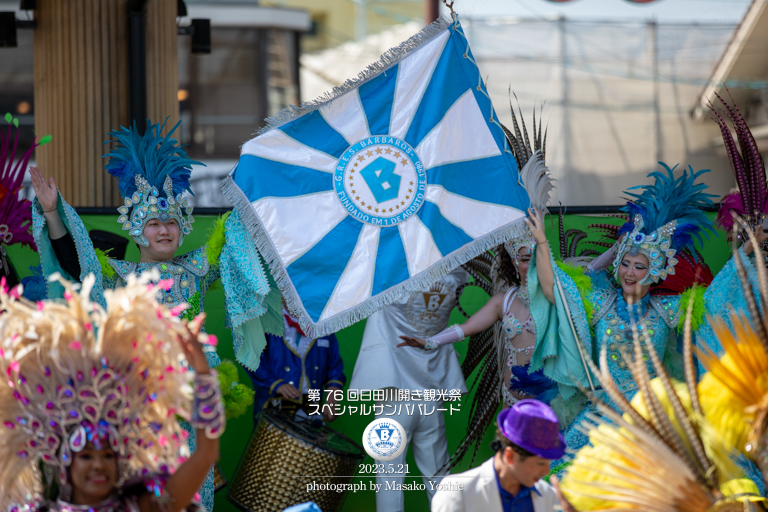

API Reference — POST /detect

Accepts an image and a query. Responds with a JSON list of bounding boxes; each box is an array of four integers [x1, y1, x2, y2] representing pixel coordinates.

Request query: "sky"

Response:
[[442, 0, 754, 23]]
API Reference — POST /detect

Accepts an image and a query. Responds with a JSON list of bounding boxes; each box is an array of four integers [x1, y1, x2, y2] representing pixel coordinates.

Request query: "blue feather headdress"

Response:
[[103, 119, 202, 247], [613, 163, 716, 285]]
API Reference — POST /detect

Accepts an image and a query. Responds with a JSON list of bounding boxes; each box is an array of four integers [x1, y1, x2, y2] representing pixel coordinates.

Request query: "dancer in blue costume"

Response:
[[526, 164, 767, 482], [696, 94, 768, 359], [29, 120, 280, 511], [398, 117, 596, 426]]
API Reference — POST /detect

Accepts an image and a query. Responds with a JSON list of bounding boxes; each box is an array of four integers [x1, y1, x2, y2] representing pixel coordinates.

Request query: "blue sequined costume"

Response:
[[529, 246, 766, 493]]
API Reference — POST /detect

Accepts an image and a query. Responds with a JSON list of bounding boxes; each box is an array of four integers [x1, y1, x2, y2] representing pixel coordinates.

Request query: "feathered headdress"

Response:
[[0, 272, 201, 509], [708, 93, 767, 240], [560, 301, 762, 511], [0, 114, 49, 250], [104, 119, 200, 247], [613, 163, 716, 284], [501, 97, 554, 262]]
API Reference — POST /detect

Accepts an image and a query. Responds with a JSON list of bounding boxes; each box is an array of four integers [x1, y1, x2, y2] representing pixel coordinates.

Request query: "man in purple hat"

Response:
[[431, 399, 564, 512]]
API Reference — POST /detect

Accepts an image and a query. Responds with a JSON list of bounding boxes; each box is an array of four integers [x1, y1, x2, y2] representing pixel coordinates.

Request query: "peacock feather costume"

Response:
[[526, 163, 766, 481], [559, 291, 763, 511], [696, 222, 768, 488]]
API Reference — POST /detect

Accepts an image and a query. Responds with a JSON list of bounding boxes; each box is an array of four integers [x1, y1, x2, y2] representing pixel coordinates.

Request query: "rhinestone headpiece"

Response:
[[613, 214, 679, 285], [0, 273, 196, 508], [503, 229, 536, 265], [105, 119, 200, 248], [117, 174, 194, 247]]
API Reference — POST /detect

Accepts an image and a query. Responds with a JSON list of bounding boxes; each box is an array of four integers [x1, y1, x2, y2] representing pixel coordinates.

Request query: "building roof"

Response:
[[693, 0, 768, 122]]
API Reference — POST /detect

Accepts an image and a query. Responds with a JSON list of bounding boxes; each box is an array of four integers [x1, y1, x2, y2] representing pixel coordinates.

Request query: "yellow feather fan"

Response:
[[560, 289, 762, 512], [697, 314, 768, 455], [561, 378, 752, 512], [562, 220, 768, 511], [695, 217, 768, 482]]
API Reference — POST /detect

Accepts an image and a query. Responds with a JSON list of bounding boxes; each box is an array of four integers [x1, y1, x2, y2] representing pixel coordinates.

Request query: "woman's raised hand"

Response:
[[396, 335, 427, 349], [525, 207, 548, 244], [178, 314, 211, 375], [29, 166, 58, 213]]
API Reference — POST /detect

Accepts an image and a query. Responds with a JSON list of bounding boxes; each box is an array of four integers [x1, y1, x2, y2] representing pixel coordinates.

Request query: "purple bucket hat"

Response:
[[497, 399, 565, 460]]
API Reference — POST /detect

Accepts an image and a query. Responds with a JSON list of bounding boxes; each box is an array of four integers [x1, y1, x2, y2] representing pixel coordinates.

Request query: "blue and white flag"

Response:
[[221, 15, 531, 337]]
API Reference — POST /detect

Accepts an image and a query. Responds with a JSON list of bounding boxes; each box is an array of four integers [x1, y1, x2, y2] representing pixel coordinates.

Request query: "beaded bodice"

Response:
[[502, 287, 536, 369], [501, 288, 536, 340], [589, 275, 682, 395], [503, 312, 535, 340], [106, 247, 216, 315]]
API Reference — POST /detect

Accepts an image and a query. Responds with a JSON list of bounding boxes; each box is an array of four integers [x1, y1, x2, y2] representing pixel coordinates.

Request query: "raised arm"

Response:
[[140, 316, 222, 512], [526, 208, 555, 303], [396, 292, 504, 349], [29, 166, 66, 239], [586, 243, 617, 273]]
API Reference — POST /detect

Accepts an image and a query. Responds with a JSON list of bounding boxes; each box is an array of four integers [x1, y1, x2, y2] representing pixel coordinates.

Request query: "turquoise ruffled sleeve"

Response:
[[220, 210, 283, 371], [529, 245, 596, 400], [697, 247, 761, 357], [32, 193, 108, 307]]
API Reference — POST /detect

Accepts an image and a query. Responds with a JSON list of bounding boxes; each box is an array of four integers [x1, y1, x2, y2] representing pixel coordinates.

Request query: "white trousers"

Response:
[[374, 398, 449, 512]]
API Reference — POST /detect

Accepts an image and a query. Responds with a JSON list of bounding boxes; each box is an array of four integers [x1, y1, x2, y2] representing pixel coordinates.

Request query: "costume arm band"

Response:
[[191, 370, 226, 439], [424, 324, 465, 350]]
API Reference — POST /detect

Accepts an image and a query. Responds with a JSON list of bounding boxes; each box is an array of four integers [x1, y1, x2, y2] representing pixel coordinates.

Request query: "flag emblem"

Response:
[[335, 136, 426, 226]]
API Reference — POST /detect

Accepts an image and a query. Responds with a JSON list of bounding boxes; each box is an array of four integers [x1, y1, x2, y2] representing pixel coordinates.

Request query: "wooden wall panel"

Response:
[[33, 0, 178, 207], [146, 0, 180, 134]]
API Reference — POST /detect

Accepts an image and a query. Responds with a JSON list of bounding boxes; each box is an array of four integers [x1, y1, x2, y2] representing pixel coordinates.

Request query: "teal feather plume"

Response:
[[103, 118, 202, 198], [618, 163, 717, 251]]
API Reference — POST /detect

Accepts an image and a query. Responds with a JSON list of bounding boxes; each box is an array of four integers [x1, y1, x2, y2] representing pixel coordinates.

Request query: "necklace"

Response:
[[615, 292, 650, 323], [517, 282, 529, 307]]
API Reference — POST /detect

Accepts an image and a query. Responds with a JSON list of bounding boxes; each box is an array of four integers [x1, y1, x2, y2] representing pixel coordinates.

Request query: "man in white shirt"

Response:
[[349, 268, 469, 511], [432, 400, 564, 512]]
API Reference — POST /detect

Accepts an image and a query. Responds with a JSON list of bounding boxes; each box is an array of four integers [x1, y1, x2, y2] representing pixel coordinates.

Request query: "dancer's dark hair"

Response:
[[495, 245, 521, 287]]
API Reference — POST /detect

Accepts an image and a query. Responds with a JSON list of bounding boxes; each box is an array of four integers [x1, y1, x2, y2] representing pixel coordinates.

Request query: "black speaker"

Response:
[[190, 18, 211, 54], [0, 12, 17, 48]]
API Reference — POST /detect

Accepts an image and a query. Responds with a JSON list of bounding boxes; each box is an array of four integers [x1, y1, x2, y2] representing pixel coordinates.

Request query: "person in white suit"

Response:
[[349, 268, 469, 512], [432, 399, 564, 512]]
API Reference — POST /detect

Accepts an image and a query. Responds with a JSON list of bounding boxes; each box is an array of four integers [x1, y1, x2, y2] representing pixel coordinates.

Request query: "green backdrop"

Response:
[[7, 212, 731, 512]]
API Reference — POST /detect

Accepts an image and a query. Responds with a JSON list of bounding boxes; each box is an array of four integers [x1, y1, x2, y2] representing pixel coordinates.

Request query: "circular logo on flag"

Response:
[[334, 136, 427, 226], [362, 418, 407, 461]]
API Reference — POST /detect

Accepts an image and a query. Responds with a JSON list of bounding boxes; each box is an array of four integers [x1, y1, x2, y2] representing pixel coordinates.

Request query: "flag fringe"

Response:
[[220, 175, 529, 338], [254, 15, 454, 137]]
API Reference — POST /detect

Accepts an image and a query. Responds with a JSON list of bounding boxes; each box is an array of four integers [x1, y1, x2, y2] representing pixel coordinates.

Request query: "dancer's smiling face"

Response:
[[618, 253, 651, 301], [514, 247, 532, 279], [70, 443, 118, 505], [140, 218, 180, 262]]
